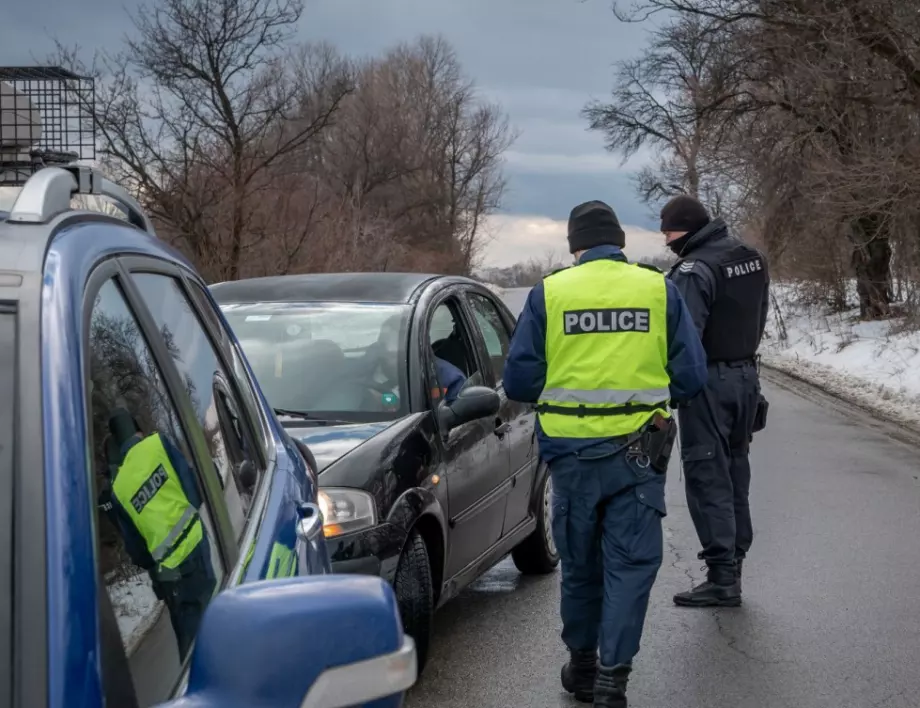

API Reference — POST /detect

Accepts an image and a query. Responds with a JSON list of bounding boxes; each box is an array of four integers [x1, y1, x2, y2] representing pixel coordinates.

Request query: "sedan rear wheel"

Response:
[[394, 529, 434, 675], [511, 467, 560, 575]]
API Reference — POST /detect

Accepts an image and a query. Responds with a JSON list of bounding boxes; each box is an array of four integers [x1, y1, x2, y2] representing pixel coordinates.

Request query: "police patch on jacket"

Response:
[[722, 256, 764, 279], [677, 260, 696, 274], [563, 308, 650, 334], [130, 464, 169, 513]]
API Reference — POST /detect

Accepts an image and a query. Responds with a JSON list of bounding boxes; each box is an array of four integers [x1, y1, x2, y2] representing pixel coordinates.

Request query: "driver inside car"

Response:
[[374, 315, 466, 406]]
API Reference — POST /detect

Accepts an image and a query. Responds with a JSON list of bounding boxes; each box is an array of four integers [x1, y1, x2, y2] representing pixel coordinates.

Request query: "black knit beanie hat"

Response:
[[108, 407, 140, 448], [660, 195, 711, 234], [567, 201, 626, 254]]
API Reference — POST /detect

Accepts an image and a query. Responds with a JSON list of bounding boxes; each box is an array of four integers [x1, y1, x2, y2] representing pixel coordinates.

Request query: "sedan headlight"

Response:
[[317, 488, 377, 538]]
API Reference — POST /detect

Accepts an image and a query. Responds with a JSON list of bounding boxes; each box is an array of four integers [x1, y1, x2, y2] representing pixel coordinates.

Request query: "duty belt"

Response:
[[535, 402, 663, 417], [708, 358, 755, 367]]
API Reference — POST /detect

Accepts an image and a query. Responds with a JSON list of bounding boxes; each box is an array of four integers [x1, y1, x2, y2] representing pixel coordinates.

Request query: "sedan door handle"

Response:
[[296, 502, 324, 542], [494, 420, 511, 437]]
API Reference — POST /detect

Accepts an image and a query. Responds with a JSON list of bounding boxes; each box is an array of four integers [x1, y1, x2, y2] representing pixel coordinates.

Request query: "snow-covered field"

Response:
[[762, 283, 920, 429], [108, 572, 163, 655]]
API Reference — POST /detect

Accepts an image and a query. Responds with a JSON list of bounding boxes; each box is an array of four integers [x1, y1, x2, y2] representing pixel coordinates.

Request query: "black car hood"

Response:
[[289, 421, 396, 472]]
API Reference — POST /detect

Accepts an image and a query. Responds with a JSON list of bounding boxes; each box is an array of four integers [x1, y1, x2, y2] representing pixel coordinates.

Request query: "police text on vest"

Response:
[[722, 257, 763, 279], [131, 464, 169, 513], [563, 308, 651, 334]]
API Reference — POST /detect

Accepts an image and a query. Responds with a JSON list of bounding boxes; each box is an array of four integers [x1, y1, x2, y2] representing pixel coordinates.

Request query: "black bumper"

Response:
[[327, 522, 405, 583]]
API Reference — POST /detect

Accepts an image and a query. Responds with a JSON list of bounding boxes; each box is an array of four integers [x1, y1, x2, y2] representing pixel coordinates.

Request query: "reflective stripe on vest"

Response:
[[538, 259, 671, 438], [540, 387, 670, 405], [112, 433, 203, 571]]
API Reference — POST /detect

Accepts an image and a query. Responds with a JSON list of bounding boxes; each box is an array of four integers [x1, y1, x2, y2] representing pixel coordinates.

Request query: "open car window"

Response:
[[426, 298, 483, 407]]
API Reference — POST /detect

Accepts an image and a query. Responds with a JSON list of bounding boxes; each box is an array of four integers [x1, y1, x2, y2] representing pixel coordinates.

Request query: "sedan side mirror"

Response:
[[160, 575, 416, 708], [438, 385, 501, 432]]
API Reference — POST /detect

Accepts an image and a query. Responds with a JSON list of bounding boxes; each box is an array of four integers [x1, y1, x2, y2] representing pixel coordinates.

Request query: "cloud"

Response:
[[480, 213, 669, 268], [504, 150, 644, 175]]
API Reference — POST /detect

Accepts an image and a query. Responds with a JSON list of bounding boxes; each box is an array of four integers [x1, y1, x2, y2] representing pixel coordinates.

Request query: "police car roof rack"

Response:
[[6, 165, 156, 235]]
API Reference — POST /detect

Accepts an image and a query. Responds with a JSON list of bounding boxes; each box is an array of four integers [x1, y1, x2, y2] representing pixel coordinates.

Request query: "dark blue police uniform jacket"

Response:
[[503, 245, 708, 462], [435, 356, 466, 403]]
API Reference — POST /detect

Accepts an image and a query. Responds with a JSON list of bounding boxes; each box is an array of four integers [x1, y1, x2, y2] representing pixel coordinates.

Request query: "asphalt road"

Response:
[[405, 288, 920, 708]]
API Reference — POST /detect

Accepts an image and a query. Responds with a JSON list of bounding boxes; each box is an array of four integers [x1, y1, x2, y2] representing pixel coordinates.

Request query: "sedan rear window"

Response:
[[0, 306, 15, 708], [221, 302, 411, 423]]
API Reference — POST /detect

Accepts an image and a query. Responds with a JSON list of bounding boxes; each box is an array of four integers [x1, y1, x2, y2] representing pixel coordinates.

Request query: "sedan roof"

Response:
[[210, 272, 444, 305]]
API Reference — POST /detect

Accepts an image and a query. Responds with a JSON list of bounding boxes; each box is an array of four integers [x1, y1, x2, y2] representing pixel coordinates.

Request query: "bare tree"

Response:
[[583, 13, 740, 213], [308, 35, 516, 275], [591, 0, 920, 320], [55, 0, 352, 281]]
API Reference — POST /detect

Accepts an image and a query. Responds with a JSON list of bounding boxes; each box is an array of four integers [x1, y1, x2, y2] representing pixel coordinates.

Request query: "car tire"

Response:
[[394, 529, 434, 675], [511, 467, 560, 575]]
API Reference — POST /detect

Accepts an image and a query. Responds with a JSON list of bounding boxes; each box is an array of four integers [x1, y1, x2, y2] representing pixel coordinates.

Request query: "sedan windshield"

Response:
[[221, 302, 411, 423]]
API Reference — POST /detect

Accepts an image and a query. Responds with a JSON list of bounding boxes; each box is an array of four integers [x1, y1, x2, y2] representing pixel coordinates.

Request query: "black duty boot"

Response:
[[673, 563, 741, 607], [561, 649, 597, 703], [594, 663, 630, 708]]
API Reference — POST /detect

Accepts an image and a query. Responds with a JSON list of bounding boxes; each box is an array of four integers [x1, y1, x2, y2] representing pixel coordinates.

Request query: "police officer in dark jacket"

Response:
[[505, 201, 707, 706], [661, 195, 770, 607]]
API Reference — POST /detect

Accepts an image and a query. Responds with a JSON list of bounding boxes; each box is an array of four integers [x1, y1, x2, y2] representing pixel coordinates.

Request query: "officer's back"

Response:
[[503, 200, 707, 707]]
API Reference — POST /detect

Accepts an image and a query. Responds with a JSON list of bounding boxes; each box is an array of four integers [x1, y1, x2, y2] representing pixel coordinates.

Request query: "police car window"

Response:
[[86, 278, 225, 707], [187, 281, 270, 461], [132, 274, 258, 542], [467, 293, 511, 383]]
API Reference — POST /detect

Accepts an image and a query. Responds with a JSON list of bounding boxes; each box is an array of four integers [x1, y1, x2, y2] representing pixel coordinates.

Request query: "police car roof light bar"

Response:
[[6, 165, 156, 235]]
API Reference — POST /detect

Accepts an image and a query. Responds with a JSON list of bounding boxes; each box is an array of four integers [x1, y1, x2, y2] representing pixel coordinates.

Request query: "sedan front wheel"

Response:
[[394, 529, 434, 675]]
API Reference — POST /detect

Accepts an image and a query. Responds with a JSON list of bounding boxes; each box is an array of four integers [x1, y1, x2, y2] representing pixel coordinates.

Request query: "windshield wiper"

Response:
[[273, 408, 352, 426]]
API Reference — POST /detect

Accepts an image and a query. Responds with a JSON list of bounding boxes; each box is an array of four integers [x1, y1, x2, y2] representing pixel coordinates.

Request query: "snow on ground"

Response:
[[108, 571, 164, 654], [762, 283, 920, 429]]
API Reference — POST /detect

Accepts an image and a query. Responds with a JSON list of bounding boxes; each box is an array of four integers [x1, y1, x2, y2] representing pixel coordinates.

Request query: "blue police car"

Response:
[[0, 87, 416, 708]]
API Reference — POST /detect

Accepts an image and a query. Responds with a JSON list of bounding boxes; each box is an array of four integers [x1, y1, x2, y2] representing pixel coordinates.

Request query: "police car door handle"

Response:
[[296, 502, 324, 543], [494, 419, 511, 437]]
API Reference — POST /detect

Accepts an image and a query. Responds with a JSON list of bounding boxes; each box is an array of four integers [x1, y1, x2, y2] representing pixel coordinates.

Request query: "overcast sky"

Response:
[[2, 0, 669, 266]]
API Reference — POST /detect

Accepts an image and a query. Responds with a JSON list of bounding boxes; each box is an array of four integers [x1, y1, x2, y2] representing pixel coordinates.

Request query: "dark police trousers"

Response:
[[159, 545, 217, 660], [549, 438, 665, 667], [678, 360, 760, 568]]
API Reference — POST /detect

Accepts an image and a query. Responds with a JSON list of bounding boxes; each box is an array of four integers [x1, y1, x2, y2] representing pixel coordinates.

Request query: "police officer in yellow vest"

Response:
[[106, 409, 216, 659], [504, 201, 707, 707]]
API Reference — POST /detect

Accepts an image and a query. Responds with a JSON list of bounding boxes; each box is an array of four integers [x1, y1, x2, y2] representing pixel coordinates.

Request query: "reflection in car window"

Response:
[[86, 278, 224, 707], [468, 293, 511, 383], [221, 302, 411, 422], [188, 282, 270, 461], [132, 274, 258, 540]]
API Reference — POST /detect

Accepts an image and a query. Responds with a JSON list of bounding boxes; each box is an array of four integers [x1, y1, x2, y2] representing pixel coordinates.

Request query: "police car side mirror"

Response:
[[161, 575, 416, 708], [438, 385, 501, 432], [237, 459, 257, 491]]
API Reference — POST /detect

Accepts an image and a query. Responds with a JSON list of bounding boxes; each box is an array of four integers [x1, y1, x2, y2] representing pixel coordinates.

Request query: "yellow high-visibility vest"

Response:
[[538, 259, 671, 438], [112, 433, 203, 570]]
